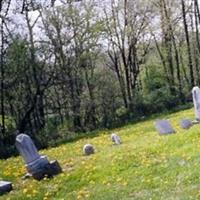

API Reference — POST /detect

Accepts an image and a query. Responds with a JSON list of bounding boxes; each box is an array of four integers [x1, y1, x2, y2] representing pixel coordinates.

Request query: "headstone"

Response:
[[111, 133, 121, 145], [83, 144, 94, 155], [179, 119, 192, 129], [0, 181, 12, 195], [15, 134, 41, 164], [155, 120, 175, 135], [45, 160, 62, 176], [192, 86, 200, 121], [15, 133, 62, 180]]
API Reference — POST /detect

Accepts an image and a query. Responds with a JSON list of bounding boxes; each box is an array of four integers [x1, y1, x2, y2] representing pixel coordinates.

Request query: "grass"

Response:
[[1, 108, 200, 200]]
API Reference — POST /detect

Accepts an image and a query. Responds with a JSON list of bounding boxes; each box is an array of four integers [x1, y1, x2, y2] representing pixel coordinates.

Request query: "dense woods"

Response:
[[0, 0, 199, 158]]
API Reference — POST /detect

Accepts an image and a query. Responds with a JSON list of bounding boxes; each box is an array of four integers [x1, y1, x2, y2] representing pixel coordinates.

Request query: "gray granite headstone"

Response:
[[15, 133, 62, 180], [155, 120, 175, 135], [83, 144, 94, 155], [111, 133, 121, 145], [0, 181, 12, 195], [15, 134, 41, 164], [179, 119, 192, 129]]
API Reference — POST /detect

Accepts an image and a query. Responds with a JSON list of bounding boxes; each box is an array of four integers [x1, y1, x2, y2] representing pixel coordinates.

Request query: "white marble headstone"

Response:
[[155, 120, 175, 135], [192, 86, 200, 121], [111, 133, 121, 145], [15, 134, 40, 164]]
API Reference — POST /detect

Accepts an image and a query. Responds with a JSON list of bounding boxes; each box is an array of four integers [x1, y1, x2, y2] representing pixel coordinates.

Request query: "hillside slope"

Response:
[[1, 108, 200, 200]]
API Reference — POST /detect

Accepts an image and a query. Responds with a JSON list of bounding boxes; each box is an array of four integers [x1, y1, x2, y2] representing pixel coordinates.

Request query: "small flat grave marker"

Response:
[[0, 181, 12, 195], [179, 119, 192, 129], [155, 120, 175, 135], [83, 144, 94, 155], [111, 133, 121, 145]]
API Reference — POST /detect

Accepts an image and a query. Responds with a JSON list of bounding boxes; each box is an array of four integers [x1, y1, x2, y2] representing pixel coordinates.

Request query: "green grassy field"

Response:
[[1, 108, 200, 200]]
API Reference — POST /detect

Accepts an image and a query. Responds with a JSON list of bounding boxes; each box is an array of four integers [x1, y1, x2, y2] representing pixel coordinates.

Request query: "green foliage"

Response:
[[143, 64, 167, 93], [0, 115, 15, 132], [1, 0, 195, 160], [138, 65, 182, 114]]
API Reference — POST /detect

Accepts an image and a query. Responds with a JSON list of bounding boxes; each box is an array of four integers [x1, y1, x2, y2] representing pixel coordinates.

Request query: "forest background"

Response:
[[0, 0, 198, 158]]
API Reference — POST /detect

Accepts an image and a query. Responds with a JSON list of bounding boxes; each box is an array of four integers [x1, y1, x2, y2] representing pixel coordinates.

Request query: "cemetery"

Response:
[[0, 86, 200, 199], [0, 105, 200, 199], [2, 0, 200, 199]]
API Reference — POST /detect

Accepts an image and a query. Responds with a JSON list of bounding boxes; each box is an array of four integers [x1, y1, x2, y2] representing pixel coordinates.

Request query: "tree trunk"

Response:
[[0, 18, 5, 137], [181, 0, 194, 88]]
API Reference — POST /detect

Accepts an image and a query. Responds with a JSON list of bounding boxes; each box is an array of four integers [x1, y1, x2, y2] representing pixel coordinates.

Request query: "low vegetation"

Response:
[[1, 108, 200, 200]]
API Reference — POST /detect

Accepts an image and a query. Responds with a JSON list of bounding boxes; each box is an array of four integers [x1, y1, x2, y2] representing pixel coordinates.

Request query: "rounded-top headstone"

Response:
[[83, 144, 94, 155], [15, 133, 40, 164], [179, 119, 192, 129], [111, 133, 121, 145]]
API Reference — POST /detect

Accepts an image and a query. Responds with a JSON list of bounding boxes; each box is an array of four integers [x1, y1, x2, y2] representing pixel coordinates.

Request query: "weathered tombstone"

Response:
[[155, 120, 175, 135], [111, 133, 121, 145], [179, 119, 192, 129], [192, 86, 200, 121], [0, 181, 12, 195], [83, 144, 94, 155], [15, 134, 62, 180]]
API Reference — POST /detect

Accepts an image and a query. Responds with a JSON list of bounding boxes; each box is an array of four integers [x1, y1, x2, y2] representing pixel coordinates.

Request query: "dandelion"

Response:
[[81, 161, 85, 165], [89, 180, 95, 185], [117, 178, 122, 182], [122, 181, 128, 186], [85, 194, 90, 198], [33, 189, 38, 194], [44, 192, 49, 197], [107, 182, 111, 186], [23, 188, 28, 194]]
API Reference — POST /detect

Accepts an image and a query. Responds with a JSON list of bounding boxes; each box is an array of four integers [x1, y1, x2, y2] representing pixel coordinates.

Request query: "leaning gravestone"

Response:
[[155, 120, 175, 135], [83, 144, 94, 155], [111, 133, 121, 145], [0, 181, 12, 195], [179, 119, 192, 129], [15, 134, 62, 180], [192, 86, 200, 121]]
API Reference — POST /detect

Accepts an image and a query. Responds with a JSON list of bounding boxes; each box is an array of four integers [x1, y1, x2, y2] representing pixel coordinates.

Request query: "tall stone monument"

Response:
[[192, 86, 200, 121], [16, 134, 62, 180]]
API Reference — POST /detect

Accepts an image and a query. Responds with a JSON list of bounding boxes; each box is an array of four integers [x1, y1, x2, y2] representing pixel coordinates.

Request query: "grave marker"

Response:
[[155, 120, 175, 135]]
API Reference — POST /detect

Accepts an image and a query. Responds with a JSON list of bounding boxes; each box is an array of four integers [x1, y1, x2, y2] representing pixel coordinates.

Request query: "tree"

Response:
[[181, 0, 194, 88], [104, 0, 151, 110]]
